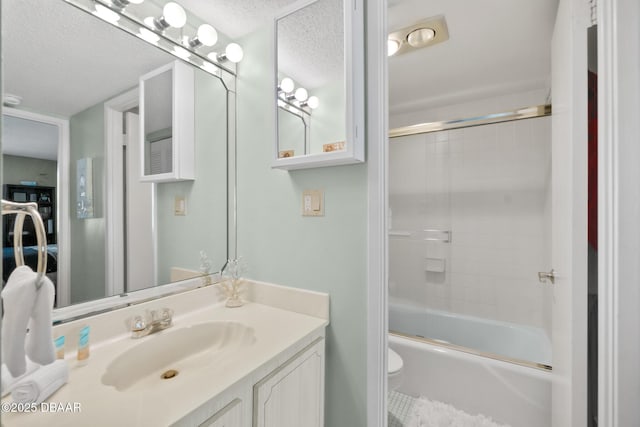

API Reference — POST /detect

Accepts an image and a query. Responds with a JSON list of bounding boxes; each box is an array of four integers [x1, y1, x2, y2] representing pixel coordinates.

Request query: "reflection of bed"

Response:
[[2, 244, 58, 286]]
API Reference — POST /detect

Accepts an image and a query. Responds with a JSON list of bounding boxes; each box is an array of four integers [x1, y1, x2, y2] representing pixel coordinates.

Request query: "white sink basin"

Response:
[[102, 321, 256, 391]]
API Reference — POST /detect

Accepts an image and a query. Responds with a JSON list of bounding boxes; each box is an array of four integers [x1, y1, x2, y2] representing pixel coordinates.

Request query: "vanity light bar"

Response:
[[277, 77, 319, 115], [64, 0, 242, 78]]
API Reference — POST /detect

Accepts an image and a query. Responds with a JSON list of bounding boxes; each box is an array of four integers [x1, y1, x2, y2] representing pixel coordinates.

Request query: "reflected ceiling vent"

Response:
[[388, 15, 449, 57]]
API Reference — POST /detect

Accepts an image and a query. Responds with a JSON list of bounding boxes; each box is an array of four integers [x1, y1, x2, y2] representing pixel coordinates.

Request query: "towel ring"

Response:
[[1, 200, 48, 289]]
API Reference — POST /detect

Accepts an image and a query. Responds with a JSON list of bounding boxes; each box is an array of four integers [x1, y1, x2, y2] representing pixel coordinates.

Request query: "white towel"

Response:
[[1, 266, 56, 377], [25, 277, 56, 365], [11, 360, 68, 405], [0, 358, 39, 397]]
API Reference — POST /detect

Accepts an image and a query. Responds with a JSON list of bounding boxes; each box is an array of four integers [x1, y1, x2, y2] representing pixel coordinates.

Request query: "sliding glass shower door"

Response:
[[388, 112, 553, 368]]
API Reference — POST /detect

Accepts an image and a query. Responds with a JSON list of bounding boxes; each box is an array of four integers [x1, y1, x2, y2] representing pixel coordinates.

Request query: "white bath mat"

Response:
[[406, 397, 511, 427]]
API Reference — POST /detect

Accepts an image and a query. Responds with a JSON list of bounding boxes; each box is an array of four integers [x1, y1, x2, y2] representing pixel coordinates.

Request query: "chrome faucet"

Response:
[[129, 308, 174, 338]]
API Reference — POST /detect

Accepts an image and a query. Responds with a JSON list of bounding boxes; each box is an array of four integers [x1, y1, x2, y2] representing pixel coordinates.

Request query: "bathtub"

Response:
[[389, 302, 552, 427], [389, 301, 551, 366]]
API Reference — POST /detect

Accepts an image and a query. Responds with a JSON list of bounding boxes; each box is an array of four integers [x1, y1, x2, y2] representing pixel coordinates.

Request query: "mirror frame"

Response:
[[271, 0, 365, 170], [1, 0, 238, 324]]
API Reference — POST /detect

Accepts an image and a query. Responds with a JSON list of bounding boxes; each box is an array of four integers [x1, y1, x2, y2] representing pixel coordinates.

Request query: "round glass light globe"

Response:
[[197, 24, 218, 47], [295, 88, 308, 102], [280, 77, 295, 93], [307, 96, 319, 109], [225, 43, 244, 63], [163, 2, 187, 28], [407, 27, 436, 48]]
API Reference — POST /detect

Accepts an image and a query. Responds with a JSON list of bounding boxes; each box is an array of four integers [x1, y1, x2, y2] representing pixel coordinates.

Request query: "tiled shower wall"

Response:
[[389, 115, 552, 336]]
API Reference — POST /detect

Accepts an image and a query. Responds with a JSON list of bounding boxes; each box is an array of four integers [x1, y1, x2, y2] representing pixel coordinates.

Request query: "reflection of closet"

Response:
[[2, 184, 56, 247]]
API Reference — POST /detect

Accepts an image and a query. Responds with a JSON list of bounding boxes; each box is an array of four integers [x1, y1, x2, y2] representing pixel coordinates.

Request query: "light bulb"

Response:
[[407, 27, 436, 48], [138, 27, 160, 44], [294, 88, 308, 102], [163, 2, 186, 28], [388, 39, 400, 56], [307, 96, 319, 109], [225, 43, 244, 63], [197, 24, 218, 47], [280, 77, 295, 93], [94, 4, 120, 24]]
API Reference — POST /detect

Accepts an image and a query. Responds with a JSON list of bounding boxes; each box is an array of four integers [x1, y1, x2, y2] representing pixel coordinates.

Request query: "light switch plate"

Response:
[[174, 196, 186, 216], [302, 189, 324, 217]]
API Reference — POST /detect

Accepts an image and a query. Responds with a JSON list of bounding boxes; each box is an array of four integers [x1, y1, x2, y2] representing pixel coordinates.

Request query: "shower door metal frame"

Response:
[[389, 104, 551, 138]]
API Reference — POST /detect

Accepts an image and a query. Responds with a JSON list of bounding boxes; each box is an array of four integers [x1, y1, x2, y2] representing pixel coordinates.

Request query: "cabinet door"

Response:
[[198, 398, 243, 427], [253, 339, 325, 427], [139, 60, 195, 182]]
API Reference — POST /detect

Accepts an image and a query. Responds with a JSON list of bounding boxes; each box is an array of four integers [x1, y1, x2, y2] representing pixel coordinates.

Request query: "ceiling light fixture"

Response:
[[407, 27, 436, 48], [388, 15, 449, 57]]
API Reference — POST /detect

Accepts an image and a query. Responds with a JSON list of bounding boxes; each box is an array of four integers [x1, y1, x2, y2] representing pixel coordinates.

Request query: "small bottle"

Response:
[[77, 326, 90, 365], [54, 335, 65, 360]]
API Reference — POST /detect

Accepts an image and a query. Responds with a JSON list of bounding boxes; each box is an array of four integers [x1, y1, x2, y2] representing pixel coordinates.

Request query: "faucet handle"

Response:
[[127, 315, 148, 339], [157, 307, 174, 328]]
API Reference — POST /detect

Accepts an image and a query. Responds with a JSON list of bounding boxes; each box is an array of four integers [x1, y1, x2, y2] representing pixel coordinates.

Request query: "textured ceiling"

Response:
[[184, 0, 344, 90], [3, 0, 560, 139], [388, 0, 559, 114], [2, 0, 173, 118]]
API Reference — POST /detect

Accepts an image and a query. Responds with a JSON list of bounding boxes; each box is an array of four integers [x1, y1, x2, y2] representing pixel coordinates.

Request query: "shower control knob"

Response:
[[538, 269, 556, 284]]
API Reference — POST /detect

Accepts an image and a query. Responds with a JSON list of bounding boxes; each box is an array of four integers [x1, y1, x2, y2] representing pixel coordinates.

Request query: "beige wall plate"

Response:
[[302, 190, 324, 217]]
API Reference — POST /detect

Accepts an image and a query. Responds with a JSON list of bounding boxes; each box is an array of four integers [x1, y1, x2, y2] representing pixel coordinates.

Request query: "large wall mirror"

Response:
[[272, 0, 365, 170], [1, 0, 235, 316]]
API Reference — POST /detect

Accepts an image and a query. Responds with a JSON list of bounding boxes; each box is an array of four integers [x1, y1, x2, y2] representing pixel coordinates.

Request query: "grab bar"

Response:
[[1, 200, 48, 288]]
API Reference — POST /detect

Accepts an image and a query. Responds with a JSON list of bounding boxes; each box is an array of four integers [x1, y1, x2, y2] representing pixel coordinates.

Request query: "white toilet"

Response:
[[388, 348, 404, 390]]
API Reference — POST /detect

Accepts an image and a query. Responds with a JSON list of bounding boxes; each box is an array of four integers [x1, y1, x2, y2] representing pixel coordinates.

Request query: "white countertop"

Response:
[[1, 282, 329, 426]]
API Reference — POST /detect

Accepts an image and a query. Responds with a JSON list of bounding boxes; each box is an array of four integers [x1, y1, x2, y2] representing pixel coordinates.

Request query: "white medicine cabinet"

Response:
[[140, 60, 195, 182]]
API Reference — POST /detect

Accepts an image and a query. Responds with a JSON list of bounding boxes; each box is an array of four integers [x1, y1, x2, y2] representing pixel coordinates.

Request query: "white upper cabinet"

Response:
[[140, 60, 195, 182], [272, 0, 365, 170]]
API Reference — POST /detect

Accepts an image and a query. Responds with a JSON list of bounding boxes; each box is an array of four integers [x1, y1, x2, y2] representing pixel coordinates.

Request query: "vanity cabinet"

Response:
[[139, 60, 195, 182], [198, 398, 243, 427], [176, 336, 325, 427], [253, 338, 325, 427]]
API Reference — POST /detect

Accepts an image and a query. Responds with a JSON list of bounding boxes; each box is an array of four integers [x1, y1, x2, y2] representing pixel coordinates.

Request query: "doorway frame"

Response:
[[2, 108, 70, 307], [597, 0, 640, 425], [104, 88, 150, 296]]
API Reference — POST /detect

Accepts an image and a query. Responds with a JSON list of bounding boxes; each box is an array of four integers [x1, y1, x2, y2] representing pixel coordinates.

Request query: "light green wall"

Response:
[[238, 27, 368, 427], [156, 69, 228, 283], [69, 102, 106, 304], [2, 154, 57, 187]]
